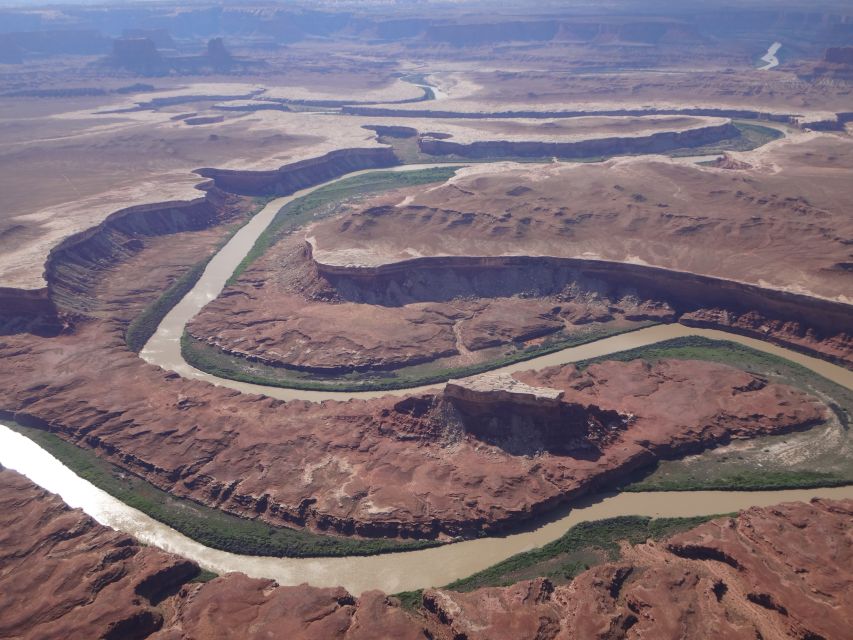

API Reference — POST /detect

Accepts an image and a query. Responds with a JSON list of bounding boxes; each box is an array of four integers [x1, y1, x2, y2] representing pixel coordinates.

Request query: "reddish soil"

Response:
[[0, 466, 198, 640], [419, 498, 853, 640], [301, 134, 852, 365], [187, 235, 674, 373], [0, 304, 828, 538], [0, 121, 841, 541], [3, 466, 850, 640], [188, 135, 852, 373]]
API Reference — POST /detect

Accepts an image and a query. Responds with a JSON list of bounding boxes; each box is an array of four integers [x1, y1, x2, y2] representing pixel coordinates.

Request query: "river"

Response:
[[140, 163, 852, 399], [18, 150, 853, 596], [2, 423, 850, 595], [759, 42, 782, 70]]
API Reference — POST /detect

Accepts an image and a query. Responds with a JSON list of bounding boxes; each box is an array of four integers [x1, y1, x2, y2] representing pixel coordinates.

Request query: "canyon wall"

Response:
[[313, 251, 853, 366], [343, 105, 797, 122], [417, 120, 738, 158], [4, 464, 850, 640], [44, 188, 237, 316], [0, 190, 233, 332], [0, 287, 60, 335], [1, 147, 402, 328], [197, 147, 399, 196]]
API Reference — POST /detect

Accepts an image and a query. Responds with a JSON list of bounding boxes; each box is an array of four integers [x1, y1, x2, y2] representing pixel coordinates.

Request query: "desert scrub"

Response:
[[125, 196, 273, 353], [228, 166, 461, 283], [624, 470, 849, 492], [444, 515, 717, 593], [190, 569, 220, 583], [667, 120, 783, 157], [588, 336, 853, 492], [394, 589, 425, 612], [181, 323, 654, 393], [6, 421, 440, 558]]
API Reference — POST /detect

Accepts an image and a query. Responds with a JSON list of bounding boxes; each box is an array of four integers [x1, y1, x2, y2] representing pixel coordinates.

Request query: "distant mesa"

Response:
[[110, 38, 166, 75], [797, 46, 853, 82], [108, 36, 245, 76], [206, 37, 234, 69], [824, 46, 853, 65], [0, 29, 110, 63]]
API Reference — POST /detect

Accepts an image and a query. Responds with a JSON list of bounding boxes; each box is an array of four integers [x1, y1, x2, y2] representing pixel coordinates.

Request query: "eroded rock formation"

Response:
[[0, 293, 829, 538], [419, 498, 853, 639], [186, 235, 676, 373], [197, 147, 399, 196], [3, 466, 850, 640], [0, 466, 198, 640], [418, 119, 737, 158], [300, 138, 853, 365], [0, 466, 418, 640]]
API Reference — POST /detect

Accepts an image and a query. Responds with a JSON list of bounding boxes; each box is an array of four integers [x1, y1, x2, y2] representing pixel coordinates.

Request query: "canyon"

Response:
[[0, 1, 851, 637], [186, 134, 852, 385], [2, 466, 850, 640]]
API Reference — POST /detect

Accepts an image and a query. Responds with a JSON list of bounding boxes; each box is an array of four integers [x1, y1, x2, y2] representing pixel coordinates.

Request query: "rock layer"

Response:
[[418, 119, 738, 158], [310, 252, 853, 368], [197, 147, 399, 196], [0, 308, 829, 538], [0, 137, 842, 540], [304, 137, 853, 366], [0, 466, 198, 640], [2, 466, 851, 640], [418, 498, 853, 640], [0, 466, 419, 640], [186, 234, 676, 374]]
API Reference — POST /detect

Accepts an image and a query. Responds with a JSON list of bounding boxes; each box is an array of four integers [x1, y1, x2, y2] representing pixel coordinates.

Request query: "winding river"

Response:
[[140, 163, 853, 398], [759, 41, 782, 70], [7, 159, 852, 596], [2, 424, 851, 595]]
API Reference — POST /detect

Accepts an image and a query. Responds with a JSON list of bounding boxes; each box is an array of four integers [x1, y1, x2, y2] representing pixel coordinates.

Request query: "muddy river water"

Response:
[[140, 164, 852, 397], [2, 424, 851, 594], [6, 161, 851, 595]]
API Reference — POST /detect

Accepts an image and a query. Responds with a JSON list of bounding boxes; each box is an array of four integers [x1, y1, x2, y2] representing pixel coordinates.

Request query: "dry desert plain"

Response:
[[0, 2, 852, 639]]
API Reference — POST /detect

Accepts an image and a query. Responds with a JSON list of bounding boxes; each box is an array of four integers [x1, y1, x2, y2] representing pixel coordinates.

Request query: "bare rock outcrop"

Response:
[[446, 372, 565, 407], [0, 466, 420, 640], [0, 301, 828, 539], [824, 46, 853, 65], [150, 577, 421, 640], [0, 466, 198, 640], [197, 147, 398, 196], [418, 119, 738, 158], [3, 466, 850, 640], [418, 499, 853, 640]]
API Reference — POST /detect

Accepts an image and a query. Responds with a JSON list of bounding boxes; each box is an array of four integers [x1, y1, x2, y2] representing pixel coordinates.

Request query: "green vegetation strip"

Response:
[[575, 335, 848, 397], [668, 121, 783, 157], [577, 336, 852, 492], [181, 323, 655, 393], [439, 515, 718, 593], [125, 197, 273, 353], [6, 421, 439, 558], [228, 166, 460, 284], [625, 470, 850, 492], [126, 259, 210, 352], [381, 120, 783, 165]]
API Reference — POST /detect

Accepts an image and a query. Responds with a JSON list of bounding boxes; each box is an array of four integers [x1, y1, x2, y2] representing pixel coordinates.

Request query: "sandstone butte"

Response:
[[0, 310, 829, 537], [188, 134, 853, 374], [185, 232, 677, 374], [1, 466, 850, 640], [0, 128, 841, 541]]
